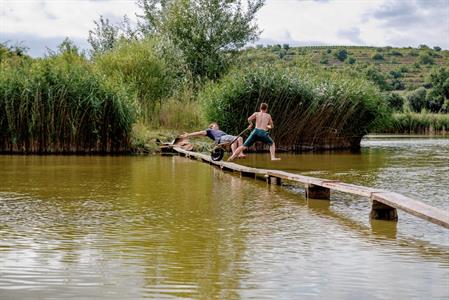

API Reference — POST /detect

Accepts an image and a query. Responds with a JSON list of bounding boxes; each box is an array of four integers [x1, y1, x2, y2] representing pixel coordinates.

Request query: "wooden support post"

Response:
[[305, 184, 330, 200], [370, 200, 398, 221], [241, 171, 255, 178], [266, 176, 281, 185]]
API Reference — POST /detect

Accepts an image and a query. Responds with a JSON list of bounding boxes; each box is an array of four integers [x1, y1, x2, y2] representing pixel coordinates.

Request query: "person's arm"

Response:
[[180, 130, 207, 138], [247, 113, 257, 129], [267, 115, 274, 130]]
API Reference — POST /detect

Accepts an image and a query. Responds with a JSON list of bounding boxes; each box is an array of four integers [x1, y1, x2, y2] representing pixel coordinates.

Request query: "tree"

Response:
[[88, 15, 139, 56], [407, 87, 427, 112], [433, 46, 442, 51], [88, 16, 120, 55], [137, 0, 265, 81]]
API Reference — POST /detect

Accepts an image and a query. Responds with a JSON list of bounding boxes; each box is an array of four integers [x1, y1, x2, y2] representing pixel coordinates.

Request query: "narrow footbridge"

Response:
[[173, 147, 449, 229]]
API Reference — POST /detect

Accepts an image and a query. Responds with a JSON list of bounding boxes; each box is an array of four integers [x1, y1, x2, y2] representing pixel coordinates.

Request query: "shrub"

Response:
[[346, 56, 356, 64], [418, 53, 434, 65], [94, 38, 188, 123], [390, 79, 405, 90], [335, 48, 348, 62], [407, 87, 427, 112], [372, 53, 384, 60], [389, 50, 403, 56], [365, 66, 389, 91], [390, 70, 402, 78], [433, 46, 442, 51], [200, 66, 388, 150], [385, 93, 404, 112], [320, 57, 329, 64], [399, 66, 409, 73]]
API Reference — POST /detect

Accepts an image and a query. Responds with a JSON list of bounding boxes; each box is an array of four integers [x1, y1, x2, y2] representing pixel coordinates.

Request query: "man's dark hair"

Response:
[[260, 103, 268, 110]]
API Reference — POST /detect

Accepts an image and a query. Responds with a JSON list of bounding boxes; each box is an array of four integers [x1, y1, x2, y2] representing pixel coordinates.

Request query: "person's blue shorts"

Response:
[[243, 128, 273, 147]]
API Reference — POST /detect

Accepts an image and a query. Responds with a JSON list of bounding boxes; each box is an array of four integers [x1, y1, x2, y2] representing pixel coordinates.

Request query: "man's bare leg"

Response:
[[237, 137, 246, 158], [270, 143, 281, 160], [228, 145, 246, 161]]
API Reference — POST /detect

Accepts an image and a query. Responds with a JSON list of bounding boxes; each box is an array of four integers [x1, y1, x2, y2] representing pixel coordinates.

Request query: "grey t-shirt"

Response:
[[206, 129, 226, 142]]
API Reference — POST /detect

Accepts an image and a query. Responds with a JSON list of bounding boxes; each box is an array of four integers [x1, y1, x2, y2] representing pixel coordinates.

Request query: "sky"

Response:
[[1, 0, 448, 57]]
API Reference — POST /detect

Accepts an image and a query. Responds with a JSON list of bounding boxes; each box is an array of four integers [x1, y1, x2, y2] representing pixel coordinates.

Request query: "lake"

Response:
[[0, 136, 448, 299]]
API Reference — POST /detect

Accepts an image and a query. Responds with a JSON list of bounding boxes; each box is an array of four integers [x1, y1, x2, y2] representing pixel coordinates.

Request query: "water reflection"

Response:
[[0, 137, 448, 299]]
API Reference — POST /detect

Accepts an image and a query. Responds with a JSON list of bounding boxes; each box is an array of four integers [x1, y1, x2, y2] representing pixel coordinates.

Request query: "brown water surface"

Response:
[[0, 135, 448, 299]]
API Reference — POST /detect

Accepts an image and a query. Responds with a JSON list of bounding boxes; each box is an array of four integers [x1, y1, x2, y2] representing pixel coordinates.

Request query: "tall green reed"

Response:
[[200, 66, 389, 150], [0, 52, 135, 153]]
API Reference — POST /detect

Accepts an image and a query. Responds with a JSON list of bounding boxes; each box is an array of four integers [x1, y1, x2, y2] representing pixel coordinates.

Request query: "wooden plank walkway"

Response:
[[173, 147, 449, 229]]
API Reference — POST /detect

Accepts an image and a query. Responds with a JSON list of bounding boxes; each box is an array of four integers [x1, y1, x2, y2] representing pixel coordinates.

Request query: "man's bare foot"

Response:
[[227, 156, 235, 162], [238, 154, 246, 158], [271, 157, 281, 161]]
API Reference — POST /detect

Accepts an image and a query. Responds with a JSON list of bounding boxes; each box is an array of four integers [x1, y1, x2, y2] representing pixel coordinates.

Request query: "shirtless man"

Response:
[[180, 122, 246, 158], [228, 103, 280, 161]]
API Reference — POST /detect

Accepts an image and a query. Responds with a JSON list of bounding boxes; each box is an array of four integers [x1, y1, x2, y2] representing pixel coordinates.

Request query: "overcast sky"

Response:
[[1, 0, 448, 57]]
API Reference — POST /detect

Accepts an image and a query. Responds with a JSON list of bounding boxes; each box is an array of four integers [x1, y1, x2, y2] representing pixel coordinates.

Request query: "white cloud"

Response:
[[1, 0, 137, 38], [1, 0, 448, 57]]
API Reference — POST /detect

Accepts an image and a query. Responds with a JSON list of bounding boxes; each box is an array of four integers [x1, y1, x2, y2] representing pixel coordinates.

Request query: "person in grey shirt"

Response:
[[180, 122, 246, 158]]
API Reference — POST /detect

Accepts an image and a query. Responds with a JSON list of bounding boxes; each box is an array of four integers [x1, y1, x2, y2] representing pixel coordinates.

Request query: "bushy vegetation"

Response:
[[201, 66, 388, 150], [2, 0, 448, 154], [381, 113, 449, 134], [0, 43, 135, 153], [93, 38, 189, 123]]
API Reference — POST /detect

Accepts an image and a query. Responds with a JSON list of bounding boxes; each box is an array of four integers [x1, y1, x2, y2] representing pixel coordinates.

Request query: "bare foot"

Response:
[[238, 154, 246, 158], [227, 156, 235, 162], [271, 157, 281, 161]]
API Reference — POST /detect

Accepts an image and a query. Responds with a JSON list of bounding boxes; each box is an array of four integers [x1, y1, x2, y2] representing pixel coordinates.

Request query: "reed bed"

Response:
[[0, 53, 135, 153], [201, 66, 389, 150], [383, 113, 449, 134]]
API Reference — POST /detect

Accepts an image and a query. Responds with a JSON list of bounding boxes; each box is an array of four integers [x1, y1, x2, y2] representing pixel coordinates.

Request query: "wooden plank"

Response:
[[321, 182, 382, 197], [267, 170, 325, 186], [372, 192, 449, 229]]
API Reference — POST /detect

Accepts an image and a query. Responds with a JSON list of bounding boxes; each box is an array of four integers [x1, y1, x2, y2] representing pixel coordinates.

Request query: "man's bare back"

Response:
[[249, 112, 273, 130]]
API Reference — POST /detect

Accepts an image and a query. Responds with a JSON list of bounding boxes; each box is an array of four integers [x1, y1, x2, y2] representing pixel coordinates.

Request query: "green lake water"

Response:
[[0, 136, 448, 299]]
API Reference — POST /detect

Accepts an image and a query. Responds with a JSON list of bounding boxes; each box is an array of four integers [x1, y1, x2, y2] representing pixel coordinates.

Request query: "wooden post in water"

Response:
[[266, 175, 282, 185], [370, 200, 398, 221], [305, 184, 330, 200]]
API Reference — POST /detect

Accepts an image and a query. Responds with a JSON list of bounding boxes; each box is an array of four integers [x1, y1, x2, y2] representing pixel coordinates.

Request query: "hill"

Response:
[[238, 45, 449, 94]]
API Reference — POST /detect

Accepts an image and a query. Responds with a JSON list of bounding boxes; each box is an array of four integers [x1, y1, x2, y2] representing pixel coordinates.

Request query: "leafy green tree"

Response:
[[137, 0, 264, 81], [424, 67, 449, 112], [88, 15, 139, 56], [407, 87, 427, 112], [433, 46, 442, 51], [88, 16, 119, 55]]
